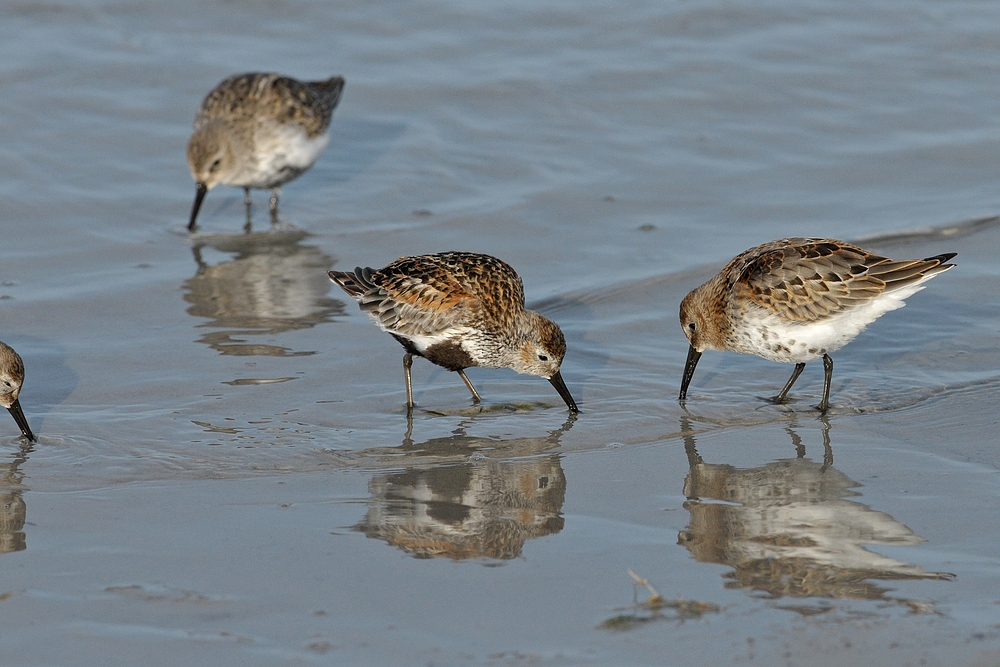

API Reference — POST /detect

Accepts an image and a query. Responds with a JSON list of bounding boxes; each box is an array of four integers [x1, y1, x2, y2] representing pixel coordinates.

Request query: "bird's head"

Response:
[[186, 121, 240, 190]]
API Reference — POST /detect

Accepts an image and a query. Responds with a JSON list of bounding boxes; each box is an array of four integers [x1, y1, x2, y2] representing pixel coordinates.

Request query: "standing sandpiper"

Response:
[[678, 238, 956, 412], [186, 72, 345, 232], [329, 252, 578, 413], [0, 342, 35, 441]]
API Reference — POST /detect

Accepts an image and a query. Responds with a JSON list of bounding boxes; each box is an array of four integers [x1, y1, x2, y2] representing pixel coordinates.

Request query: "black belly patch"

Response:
[[424, 341, 477, 371], [390, 336, 477, 371]]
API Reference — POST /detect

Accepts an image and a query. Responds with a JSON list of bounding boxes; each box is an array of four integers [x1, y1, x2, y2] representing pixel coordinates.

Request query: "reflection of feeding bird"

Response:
[[330, 252, 578, 412], [679, 238, 956, 411], [186, 72, 345, 232], [679, 421, 954, 600], [354, 418, 573, 560], [360, 454, 566, 560], [0, 440, 31, 553], [0, 341, 34, 441], [184, 234, 344, 356]]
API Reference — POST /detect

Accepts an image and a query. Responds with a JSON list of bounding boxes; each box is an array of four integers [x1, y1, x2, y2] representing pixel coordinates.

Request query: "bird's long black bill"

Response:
[[188, 182, 208, 231], [679, 345, 702, 401], [548, 371, 579, 413], [7, 399, 35, 442]]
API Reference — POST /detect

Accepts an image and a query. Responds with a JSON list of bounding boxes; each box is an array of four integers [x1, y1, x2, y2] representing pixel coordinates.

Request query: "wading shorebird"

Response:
[[329, 252, 578, 413], [0, 341, 35, 441], [678, 238, 956, 412], [186, 72, 345, 232]]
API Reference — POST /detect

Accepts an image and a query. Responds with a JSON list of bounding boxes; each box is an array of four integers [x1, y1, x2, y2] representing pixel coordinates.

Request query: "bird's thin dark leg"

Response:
[[786, 426, 806, 458], [191, 245, 207, 274], [820, 415, 833, 471], [403, 411, 414, 446], [269, 188, 280, 225], [817, 354, 833, 413], [243, 187, 253, 233], [403, 353, 414, 410], [772, 362, 806, 404], [456, 369, 482, 403]]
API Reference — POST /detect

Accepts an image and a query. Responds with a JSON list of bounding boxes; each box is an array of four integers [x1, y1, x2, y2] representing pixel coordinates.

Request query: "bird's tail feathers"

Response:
[[871, 252, 957, 292], [311, 76, 345, 110], [328, 267, 376, 300], [924, 252, 957, 268]]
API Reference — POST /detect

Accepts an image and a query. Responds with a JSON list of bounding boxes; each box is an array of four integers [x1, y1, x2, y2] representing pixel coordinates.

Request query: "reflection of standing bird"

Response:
[[679, 422, 954, 599], [0, 439, 31, 553], [184, 233, 345, 356], [186, 72, 345, 232], [679, 238, 956, 412], [354, 417, 573, 560], [329, 252, 578, 412], [0, 341, 34, 441], [360, 454, 566, 560]]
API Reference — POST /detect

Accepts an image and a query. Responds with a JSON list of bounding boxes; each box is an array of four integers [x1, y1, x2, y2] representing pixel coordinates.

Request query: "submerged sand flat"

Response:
[[2, 1, 1000, 665]]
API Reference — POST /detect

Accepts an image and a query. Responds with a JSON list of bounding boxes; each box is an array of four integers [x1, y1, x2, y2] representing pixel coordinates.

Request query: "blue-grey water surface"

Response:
[[2, 1, 1000, 665]]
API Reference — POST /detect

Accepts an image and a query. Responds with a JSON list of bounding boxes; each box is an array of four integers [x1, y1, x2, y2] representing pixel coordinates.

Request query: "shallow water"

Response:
[[2, 1, 1000, 665]]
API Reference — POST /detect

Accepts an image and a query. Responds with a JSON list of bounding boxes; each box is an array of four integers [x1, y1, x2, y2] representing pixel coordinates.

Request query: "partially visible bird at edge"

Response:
[[186, 72, 345, 232], [1, 341, 35, 441], [329, 252, 579, 413], [678, 237, 956, 412]]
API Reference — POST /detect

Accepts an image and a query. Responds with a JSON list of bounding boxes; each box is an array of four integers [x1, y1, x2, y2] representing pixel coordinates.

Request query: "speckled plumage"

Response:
[[329, 252, 577, 412], [678, 238, 956, 411], [0, 341, 34, 441], [186, 72, 345, 231]]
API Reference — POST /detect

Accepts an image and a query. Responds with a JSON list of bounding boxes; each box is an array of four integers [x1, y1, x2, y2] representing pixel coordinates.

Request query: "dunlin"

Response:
[[186, 72, 345, 232], [678, 238, 956, 412], [0, 342, 34, 441], [329, 252, 578, 412]]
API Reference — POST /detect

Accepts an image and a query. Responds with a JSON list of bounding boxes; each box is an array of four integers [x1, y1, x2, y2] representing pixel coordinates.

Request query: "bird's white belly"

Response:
[[240, 123, 330, 188], [736, 317, 848, 363], [369, 316, 481, 358], [732, 284, 927, 363], [406, 331, 469, 356]]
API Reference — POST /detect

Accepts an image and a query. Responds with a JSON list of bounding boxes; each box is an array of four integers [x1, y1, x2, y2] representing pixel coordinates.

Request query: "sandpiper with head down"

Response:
[[1, 342, 35, 441], [678, 238, 956, 412], [329, 252, 578, 413], [186, 72, 345, 232]]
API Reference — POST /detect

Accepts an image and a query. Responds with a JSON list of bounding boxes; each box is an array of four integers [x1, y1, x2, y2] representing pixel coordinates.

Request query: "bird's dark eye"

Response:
[[209, 159, 221, 172], [688, 322, 696, 331], [538, 354, 549, 361]]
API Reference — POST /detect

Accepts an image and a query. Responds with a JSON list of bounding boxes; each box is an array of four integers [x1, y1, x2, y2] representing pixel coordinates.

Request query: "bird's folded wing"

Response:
[[360, 268, 478, 338], [736, 240, 889, 322]]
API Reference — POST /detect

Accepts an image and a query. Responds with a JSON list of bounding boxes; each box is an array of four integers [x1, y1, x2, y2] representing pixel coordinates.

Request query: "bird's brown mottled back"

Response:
[[372, 252, 526, 326], [196, 73, 345, 138], [729, 238, 953, 323]]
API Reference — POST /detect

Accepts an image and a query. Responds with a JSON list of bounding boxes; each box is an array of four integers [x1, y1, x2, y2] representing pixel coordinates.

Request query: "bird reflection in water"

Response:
[[354, 416, 574, 560], [0, 440, 32, 554], [184, 230, 345, 355], [677, 416, 953, 607]]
